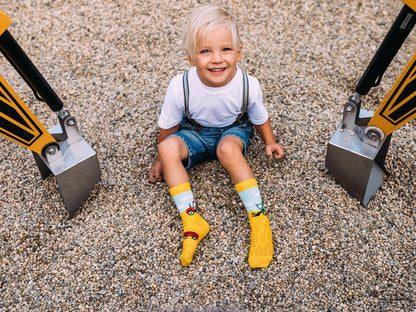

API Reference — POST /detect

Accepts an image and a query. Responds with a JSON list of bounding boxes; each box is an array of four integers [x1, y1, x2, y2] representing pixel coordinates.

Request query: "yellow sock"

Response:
[[180, 209, 209, 266], [235, 178, 273, 268], [170, 183, 209, 266], [247, 211, 273, 268]]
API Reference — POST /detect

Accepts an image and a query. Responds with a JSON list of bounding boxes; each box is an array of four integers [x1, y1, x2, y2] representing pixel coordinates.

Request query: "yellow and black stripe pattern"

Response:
[[0, 74, 55, 154], [403, 0, 416, 13], [368, 50, 416, 137], [0, 9, 55, 154]]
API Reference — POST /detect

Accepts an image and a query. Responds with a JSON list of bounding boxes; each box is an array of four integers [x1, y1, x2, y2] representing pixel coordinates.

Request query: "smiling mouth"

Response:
[[209, 68, 226, 72]]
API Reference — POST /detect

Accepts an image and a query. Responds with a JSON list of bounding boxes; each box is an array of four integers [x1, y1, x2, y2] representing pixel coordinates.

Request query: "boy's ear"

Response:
[[237, 44, 243, 62], [188, 56, 196, 66]]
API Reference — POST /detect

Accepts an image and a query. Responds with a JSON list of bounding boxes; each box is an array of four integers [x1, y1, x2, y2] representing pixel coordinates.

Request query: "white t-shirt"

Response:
[[158, 66, 269, 129]]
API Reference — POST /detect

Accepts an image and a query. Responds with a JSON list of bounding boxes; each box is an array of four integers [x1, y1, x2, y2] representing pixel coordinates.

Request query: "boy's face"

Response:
[[189, 26, 242, 88]]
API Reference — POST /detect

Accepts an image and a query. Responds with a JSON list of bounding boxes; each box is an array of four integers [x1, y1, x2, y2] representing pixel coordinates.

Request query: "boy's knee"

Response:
[[159, 137, 185, 159], [159, 138, 174, 156], [216, 138, 242, 160], [216, 141, 230, 159]]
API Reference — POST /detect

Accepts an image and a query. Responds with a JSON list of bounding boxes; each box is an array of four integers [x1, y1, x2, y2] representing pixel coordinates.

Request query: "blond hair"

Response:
[[183, 6, 241, 63]]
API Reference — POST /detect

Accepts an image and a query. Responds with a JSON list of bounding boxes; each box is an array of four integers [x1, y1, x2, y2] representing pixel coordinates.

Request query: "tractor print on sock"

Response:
[[183, 231, 199, 240], [252, 201, 265, 217], [186, 201, 197, 215]]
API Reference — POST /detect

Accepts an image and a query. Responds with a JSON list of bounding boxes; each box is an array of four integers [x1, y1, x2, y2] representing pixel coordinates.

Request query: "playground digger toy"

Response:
[[326, 0, 416, 205], [0, 9, 100, 218]]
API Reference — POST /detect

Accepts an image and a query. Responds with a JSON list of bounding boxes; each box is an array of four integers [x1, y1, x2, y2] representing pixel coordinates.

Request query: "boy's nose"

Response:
[[212, 51, 222, 62]]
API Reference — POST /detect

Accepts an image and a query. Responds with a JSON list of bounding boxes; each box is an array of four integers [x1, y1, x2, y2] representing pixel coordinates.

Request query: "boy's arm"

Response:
[[149, 124, 181, 183], [254, 119, 285, 160]]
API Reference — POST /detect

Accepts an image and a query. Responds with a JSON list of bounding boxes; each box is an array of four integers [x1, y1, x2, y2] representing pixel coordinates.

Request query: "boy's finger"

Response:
[[273, 150, 284, 159], [149, 170, 158, 182]]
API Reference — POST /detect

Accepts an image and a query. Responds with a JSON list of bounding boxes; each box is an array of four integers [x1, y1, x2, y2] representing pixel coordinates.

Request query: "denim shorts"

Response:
[[170, 114, 254, 169]]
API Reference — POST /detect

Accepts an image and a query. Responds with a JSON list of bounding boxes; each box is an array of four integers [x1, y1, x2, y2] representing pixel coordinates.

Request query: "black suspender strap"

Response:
[[183, 70, 191, 119], [183, 70, 202, 130], [182, 68, 249, 128], [242, 69, 249, 113], [236, 69, 249, 123]]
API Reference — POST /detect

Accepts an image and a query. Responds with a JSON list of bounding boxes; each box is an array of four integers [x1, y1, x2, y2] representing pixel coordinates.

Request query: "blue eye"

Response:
[[200, 49, 210, 54], [223, 48, 232, 51]]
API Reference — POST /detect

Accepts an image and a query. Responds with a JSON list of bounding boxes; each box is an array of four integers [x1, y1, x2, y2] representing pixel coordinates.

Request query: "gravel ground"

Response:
[[0, 0, 415, 311]]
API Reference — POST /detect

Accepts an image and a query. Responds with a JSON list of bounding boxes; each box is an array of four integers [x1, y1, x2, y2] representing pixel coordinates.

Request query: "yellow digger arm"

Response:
[[0, 8, 100, 218], [367, 50, 416, 137], [0, 74, 56, 155], [326, 1, 416, 206], [0, 9, 56, 155], [365, 1, 416, 138]]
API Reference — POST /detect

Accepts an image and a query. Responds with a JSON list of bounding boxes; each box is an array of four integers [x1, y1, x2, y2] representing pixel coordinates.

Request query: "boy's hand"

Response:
[[254, 120, 284, 160], [265, 142, 284, 160], [149, 160, 164, 183]]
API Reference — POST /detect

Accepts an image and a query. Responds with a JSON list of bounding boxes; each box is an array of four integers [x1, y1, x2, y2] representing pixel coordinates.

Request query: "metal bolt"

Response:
[[367, 131, 379, 141], [46, 146, 57, 155], [351, 93, 362, 102], [67, 119, 75, 127], [57, 108, 69, 119], [345, 105, 354, 113]]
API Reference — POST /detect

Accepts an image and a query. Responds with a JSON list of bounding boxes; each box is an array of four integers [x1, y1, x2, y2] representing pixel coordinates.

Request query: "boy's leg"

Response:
[[159, 136, 209, 266], [217, 136, 273, 268], [159, 136, 190, 188]]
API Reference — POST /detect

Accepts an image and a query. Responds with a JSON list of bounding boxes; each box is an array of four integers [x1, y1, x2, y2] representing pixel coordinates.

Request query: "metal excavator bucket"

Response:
[[326, 3, 416, 206], [32, 113, 101, 219], [326, 97, 391, 206], [0, 10, 100, 218]]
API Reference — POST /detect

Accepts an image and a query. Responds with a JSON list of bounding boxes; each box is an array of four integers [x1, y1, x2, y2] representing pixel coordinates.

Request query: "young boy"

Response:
[[149, 6, 284, 268]]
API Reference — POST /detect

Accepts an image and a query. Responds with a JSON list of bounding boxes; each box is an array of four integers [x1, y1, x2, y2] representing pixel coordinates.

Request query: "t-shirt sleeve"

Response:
[[158, 75, 184, 129], [246, 77, 269, 125]]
